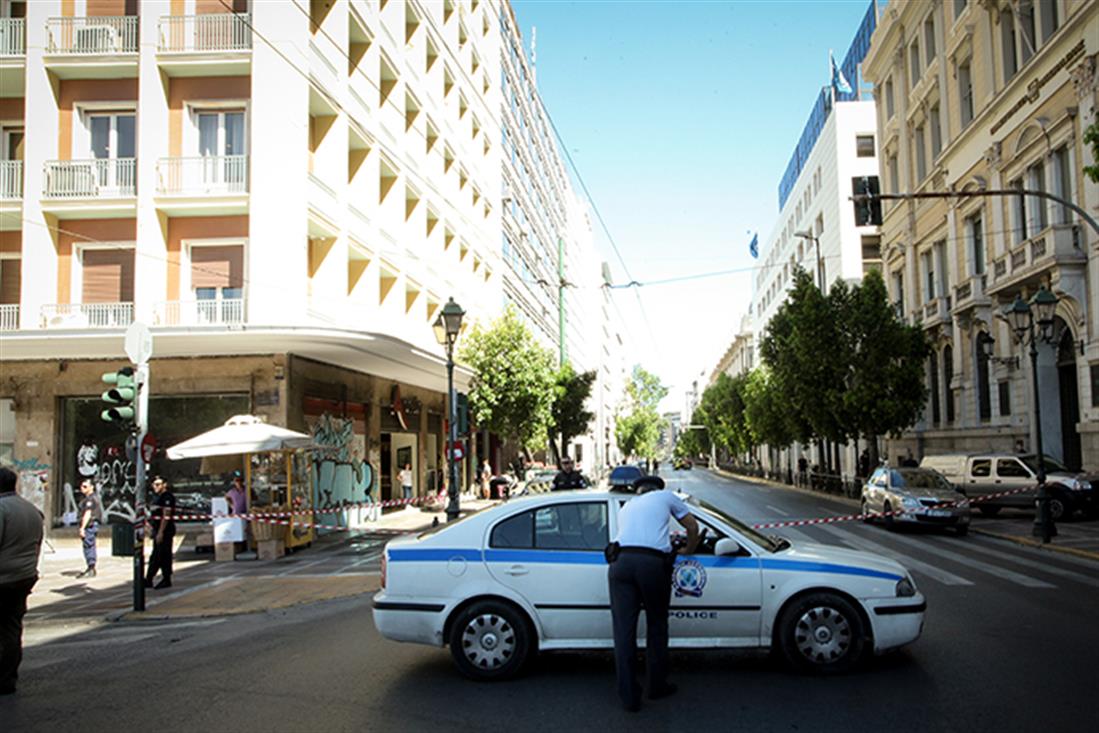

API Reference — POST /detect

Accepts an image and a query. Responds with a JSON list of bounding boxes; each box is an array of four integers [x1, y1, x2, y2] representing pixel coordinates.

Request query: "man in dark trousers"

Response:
[[0, 466, 44, 695], [551, 456, 588, 491], [607, 476, 699, 712], [76, 479, 102, 579], [145, 476, 176, 589]]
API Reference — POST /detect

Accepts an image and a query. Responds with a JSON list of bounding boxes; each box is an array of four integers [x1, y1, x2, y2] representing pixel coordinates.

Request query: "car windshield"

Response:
[[1021, 454, 1069, 474], [691, 498, 782, 553], [894, 469, 953, 491]]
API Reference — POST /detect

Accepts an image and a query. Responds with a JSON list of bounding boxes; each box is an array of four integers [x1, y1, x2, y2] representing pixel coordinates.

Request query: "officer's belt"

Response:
[[618, 546, 671, 560]]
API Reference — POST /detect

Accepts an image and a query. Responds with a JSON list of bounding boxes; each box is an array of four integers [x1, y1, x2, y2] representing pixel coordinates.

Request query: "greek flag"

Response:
[[749, 233, 759, 259], [830, 50, 852, 95]]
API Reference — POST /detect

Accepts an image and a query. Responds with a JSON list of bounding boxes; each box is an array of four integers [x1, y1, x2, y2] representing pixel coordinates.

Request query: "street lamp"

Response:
[[434, 297, 465, 522], [794, 229, 824, 291], [1002, 286, 1059, 543]]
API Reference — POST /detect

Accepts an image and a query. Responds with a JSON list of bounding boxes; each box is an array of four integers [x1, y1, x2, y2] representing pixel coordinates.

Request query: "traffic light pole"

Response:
[[132, 362, 149, 612]]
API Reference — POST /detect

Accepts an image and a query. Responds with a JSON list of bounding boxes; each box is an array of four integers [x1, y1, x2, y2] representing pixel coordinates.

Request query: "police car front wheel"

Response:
[[776, 593, 867, 674], [448, 600, 533, 681]]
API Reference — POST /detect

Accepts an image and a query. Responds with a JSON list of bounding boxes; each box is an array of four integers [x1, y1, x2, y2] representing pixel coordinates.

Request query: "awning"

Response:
[[167, 415, 315, 459]]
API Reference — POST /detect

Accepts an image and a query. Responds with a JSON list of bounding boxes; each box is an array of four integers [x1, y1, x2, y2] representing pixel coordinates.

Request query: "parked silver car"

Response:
[[861, 467, 971, 536]]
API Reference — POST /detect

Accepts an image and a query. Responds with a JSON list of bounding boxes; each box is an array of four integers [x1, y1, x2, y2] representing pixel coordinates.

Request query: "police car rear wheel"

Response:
[[777, 593, 866, 674], [449, 601, 531, 681]]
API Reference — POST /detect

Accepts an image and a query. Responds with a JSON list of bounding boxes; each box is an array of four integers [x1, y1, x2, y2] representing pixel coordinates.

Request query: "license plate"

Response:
[[926, 509, 951, 517]]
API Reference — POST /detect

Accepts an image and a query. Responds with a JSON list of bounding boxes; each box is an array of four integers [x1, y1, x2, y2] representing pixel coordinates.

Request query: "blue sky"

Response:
[[510, 0, 877, 411]]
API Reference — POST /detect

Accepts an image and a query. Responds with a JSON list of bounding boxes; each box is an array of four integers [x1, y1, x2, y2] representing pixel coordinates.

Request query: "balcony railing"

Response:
[[987, 225, 1086, 293], [46, 16, 139, 54], [0, 304, 19, 331], [43, 158, 136, 198], [153, 299, 244, 326], [0, 160, 21, 199], [158, 14, 251, 53], [40, 302, 133, 329], [953, 273, 988, 311], [157, 156, 248, 195], [0, 17, 25, 56]]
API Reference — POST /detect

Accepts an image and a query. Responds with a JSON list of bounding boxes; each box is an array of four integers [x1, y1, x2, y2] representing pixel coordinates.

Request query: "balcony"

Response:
[[157, 14, 252, 77], [952, 273, 990, 313], [42, 159, 136, 218], [986, 225, 1087, 295], [0, 17, 25, 96], [0, 160, 21, 199], [921, 296, 951, 329], [40, 302, 133, 329], [45, 16, 139, 78], [153, 299, 245, 327], [0, 304, 19, 331], [155, 156, 248, 216]]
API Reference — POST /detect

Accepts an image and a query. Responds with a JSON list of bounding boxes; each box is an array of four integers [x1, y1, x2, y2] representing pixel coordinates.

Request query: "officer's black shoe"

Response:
[[649, 683, 678, 700], [154, 579, 172, 589]]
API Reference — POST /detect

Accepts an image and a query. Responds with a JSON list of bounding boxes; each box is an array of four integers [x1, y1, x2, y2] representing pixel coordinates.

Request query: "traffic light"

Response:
[[101, 367, 137, 426], [852, 175, 882, 226], [456, 393, 470, 436]]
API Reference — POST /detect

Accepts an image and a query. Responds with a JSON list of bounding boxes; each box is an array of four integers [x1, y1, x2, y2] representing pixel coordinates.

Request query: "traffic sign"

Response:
[[125, 321, 153, 365]]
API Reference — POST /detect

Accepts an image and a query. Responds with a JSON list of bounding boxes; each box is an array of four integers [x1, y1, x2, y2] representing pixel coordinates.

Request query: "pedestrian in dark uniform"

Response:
[[76, 479, 102, 579], [551, 456, 588, 491], [0, 466, 44, 695], [607, 476, 699, 712], [145, 476, 176, 589]]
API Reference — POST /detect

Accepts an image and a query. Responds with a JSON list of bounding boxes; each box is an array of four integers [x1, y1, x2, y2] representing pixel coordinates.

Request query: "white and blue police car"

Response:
[[372, 490, 925, 680]]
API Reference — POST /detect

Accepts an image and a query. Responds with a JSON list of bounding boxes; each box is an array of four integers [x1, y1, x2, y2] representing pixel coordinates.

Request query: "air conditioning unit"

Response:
[[73, 25, 118, 53]]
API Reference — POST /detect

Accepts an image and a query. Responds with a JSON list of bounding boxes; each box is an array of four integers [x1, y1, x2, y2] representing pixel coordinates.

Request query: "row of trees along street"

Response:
[[679, 268, 929, 482], [458, 306, 668, 474]]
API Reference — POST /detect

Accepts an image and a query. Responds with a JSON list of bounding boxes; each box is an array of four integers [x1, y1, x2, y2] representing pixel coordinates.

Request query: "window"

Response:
[[884, 78, 895, 119], [189, 244, 244, 322], [977, 333, 992, 421], [971, 459, 991, 478], [1039, 0, 1059, 43], [1001, 8, 1018, 81], [958, 62, 974, 127], [924, 15, 936, 60], [909, 41, 921, 88], [935, 240, 948, 299], [893, 270, 905, 314], [0, 255, 19, 307], [929, 105, 942, 159], [888, 153, 899, 196], [490, 511, 532, 548], [1019, 2, 1036, 64], [79, 246, 134, 306], [943, 344, 955, 422], [1027, 160, 1047, 232], [923, 251, 935, 302], [194, 109, 246, 189], [968, 214, 985, 275], [996, 459, 1030, 478], [929, 353, 941, 424], [0, 398, 12, 466], [999, 380, 1011, 416], [1010, 177, 1027, 242], [914, 125, 927, 183], [856, 134, 875, 157], [1054, 146, 1072, 225], [954, 0, 967, 19], [1092, 365, 1099, 408], [490, 503, 608, 551], [871, 469, 887, 487]]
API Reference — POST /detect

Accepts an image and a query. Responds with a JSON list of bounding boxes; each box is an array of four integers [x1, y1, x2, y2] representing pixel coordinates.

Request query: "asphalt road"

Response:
[[5, 470, 1097, 733]]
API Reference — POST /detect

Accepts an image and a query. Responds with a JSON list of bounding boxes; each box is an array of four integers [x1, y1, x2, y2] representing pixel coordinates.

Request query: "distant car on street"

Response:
[[372, 490, 925, 680], [674, 457, 693, 470], [861, 467, 970, 535], [608, 464, 645, 491]]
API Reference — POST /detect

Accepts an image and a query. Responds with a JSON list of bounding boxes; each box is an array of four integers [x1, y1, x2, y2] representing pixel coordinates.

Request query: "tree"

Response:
[[743, 367, 793, 451], [552, 363, 596, 459], [697, 373, 752, 460], [834, 269, 930, 467], [615, 366, 668, 460], [458, 306, 556, 453], [1085, 121, 1099, 184]]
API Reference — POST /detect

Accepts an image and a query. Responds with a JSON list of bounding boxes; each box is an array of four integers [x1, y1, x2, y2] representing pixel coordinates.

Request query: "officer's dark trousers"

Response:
[[82, 522, 98, 568], [146, 529, 175, 583], [608, 550, 672, 707], [0, 576, 37, 692]]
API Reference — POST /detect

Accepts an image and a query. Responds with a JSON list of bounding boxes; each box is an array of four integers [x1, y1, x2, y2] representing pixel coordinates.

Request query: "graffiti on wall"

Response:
[[13, 456, 49, 516], [309, 413, 376, 528], [72, 441, 137, 523]]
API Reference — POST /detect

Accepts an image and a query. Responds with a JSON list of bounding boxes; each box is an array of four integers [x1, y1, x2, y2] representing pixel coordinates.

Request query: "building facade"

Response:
[[863, 0, 1098, 470], [709, 312, 754, 384], [0, 0, 511, 523]]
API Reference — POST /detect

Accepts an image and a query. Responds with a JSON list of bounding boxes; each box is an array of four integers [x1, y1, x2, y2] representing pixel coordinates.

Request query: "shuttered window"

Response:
[[81, 248, 134, 303], [190, 245, 243, 292], [0, 259, 20, 305]]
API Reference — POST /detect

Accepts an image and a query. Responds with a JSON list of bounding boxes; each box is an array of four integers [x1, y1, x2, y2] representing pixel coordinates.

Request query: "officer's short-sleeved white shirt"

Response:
[[614, 490, 690, 553]]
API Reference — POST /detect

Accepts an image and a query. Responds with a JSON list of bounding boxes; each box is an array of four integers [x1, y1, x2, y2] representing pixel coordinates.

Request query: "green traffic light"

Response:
[[101, 407, 135, 422]]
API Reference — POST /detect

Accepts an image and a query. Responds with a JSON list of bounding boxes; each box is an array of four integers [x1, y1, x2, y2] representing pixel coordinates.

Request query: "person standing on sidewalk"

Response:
[[76, 479, 102, 579], [145, 476, 176, 589], [399, 463, 414, 502], [0, 466, 44, 695]]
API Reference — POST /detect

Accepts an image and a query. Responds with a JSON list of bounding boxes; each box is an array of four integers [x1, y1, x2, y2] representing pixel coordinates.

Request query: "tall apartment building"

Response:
[[0, 0, 507, 522], [863, 0, 1098, 470], [709, 312, 753, 385]]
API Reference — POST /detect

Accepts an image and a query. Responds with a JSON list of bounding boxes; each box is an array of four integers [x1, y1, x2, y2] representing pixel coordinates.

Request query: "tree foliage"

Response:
[[458, 306, 556, 452], [615, 366, 667, 459], [743, 367, 793, 449], [697, 373, 752, 455], [1085, 121, 1099, 184], [553, 362, 596, 456]]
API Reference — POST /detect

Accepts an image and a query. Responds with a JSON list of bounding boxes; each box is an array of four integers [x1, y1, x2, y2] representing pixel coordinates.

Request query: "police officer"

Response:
[[145, 476, 177, 589], [607, 476, 699, 712], [551, 456, 588, 491]]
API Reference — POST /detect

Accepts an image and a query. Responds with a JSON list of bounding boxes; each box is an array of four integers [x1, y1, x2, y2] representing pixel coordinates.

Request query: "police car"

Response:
[[372, 491, 925, 680]]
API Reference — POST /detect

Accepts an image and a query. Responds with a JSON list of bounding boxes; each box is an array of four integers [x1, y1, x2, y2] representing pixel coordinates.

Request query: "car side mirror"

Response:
[[715, 538, 744, 557]]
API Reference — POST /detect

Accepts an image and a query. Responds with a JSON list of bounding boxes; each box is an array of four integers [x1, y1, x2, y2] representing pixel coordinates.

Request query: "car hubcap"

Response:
[[794, 606, 852, 664], [462, 614, 515, 670]]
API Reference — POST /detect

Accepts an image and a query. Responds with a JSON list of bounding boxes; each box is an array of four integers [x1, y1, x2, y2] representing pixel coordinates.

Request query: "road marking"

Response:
[[765, 505, 789, 517], [880, 530, 1056, 588], [937, 537, 1099, 588], [814, 524, 974, 586], [337, 550, 383, 574]]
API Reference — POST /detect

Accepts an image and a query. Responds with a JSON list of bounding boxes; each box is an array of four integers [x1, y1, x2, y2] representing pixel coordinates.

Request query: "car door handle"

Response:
[[504, 565, 529, 576], [994, 480, 1002, 484]]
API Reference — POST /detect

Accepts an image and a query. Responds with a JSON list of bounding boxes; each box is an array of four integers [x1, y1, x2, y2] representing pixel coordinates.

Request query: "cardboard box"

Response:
[[257, 539, 284, 561], [194, 532, 214, 547], [214, 542, 235, 562]]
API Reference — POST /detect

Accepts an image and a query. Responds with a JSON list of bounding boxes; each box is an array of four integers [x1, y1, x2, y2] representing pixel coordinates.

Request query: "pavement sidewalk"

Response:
[[711, 467, 1099, 560], [28, 496, 497, 624]]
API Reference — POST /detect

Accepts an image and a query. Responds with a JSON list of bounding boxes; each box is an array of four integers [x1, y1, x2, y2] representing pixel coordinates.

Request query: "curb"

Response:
[[969, 527, 1099, 562]]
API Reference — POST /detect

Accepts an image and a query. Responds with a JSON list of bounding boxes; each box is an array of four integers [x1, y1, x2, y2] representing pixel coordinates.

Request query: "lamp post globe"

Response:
[[1031, 286, 1058, 340], [1004, 295, 1032, 341]]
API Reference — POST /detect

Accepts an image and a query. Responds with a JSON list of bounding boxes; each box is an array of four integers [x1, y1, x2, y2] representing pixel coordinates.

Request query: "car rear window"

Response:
[[490, 511, 533, 548], [489, 502, 609, 551]]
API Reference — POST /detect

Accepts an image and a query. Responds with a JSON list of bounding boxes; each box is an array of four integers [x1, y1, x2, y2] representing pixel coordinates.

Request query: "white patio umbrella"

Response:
[[166, 415, 316, 460]]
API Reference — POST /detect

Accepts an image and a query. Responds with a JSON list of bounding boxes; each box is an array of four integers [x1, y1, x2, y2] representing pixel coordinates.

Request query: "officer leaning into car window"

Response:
[[607, 476, 699, 712]]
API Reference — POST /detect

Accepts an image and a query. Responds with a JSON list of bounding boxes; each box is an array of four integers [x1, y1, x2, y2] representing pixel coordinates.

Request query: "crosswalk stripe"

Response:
[[873, 528, 1057, 588], [937, 536, 1099, 588], [812, 524, 974, 586]]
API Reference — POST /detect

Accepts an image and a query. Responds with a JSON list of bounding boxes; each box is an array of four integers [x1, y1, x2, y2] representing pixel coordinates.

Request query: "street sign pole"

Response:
[[125, 322, 152, 612]]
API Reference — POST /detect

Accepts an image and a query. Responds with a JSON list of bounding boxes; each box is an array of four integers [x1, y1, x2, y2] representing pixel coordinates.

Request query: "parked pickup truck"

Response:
[[919, 453, 1096, 520]]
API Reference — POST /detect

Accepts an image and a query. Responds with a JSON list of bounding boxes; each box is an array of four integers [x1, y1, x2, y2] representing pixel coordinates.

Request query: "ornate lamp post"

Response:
[[1003, 286, 1059, 543], [433, 297, 465, 522]]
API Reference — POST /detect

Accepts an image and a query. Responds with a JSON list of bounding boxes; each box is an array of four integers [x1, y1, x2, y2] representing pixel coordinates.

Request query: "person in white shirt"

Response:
[[398, 464, 414, 501], [607, 477, 699, 712]]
